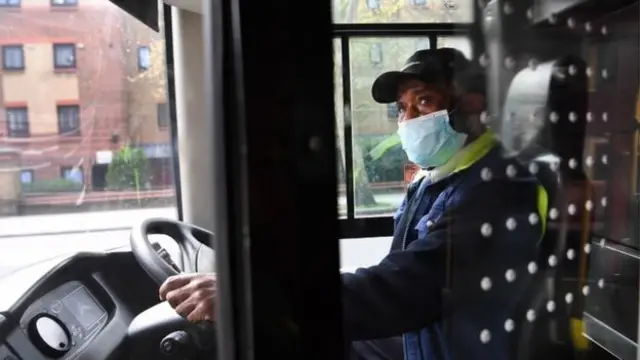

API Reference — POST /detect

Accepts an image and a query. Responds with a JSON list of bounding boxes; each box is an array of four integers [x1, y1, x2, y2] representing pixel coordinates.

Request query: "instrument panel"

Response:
[[11, 281, 108, 359]]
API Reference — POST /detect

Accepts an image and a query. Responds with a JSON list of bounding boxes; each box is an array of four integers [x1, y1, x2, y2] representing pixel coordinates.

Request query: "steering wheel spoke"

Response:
[[130, 218, 216, 286]]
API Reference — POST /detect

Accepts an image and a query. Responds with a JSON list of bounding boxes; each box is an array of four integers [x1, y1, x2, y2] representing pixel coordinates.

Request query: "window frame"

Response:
[[57, 104, 80, 136], [5, 107, 29, 138], [2, 45, 24, 70], [53, 43, 77, 69], [333, 23, 478, 238]]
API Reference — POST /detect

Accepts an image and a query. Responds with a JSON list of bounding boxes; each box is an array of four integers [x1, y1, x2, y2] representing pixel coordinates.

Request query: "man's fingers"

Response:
[[187, 302, 215, 323], [174, 299, 197, 318], [159, 274, 195, 300], [165, 288, 192, 308]]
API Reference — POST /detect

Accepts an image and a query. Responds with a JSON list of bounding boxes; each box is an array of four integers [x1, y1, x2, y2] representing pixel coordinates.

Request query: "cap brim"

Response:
[[371, 71, 421, 104]]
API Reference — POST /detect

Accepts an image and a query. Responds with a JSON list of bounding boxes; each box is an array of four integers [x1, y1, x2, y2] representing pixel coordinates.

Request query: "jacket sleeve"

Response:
[[341, 181, 542, 341]]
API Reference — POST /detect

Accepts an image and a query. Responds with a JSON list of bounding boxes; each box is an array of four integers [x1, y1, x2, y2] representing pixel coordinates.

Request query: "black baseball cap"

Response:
[[371, 47, 472, 104]]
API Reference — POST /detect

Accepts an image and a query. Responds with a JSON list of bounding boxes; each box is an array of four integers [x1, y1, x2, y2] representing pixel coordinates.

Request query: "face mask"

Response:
[[397, 110, 467, 168]]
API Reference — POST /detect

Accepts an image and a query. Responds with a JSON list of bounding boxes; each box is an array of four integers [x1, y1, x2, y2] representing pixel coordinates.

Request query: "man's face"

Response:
[[395, 79, 451, 123]]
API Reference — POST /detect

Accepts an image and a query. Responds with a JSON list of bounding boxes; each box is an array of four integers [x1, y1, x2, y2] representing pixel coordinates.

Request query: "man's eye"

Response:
[[419, 98, 431, 106]]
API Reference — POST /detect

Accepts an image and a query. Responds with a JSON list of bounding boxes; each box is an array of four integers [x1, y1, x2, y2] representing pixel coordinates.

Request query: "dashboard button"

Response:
[[27, 314, 71, 358]]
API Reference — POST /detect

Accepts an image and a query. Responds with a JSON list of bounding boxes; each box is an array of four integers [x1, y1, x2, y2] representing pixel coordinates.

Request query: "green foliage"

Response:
[[22, 179, 83, 194], [106, 145, 149, 191], [358, 135, 407, 183]]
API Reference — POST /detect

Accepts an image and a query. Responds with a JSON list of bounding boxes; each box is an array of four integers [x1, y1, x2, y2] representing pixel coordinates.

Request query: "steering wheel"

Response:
[[130, 217, 216, 286]]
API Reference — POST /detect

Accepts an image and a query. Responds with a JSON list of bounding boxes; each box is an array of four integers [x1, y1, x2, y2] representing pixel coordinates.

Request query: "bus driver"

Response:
[[158, 48, 546, 360]]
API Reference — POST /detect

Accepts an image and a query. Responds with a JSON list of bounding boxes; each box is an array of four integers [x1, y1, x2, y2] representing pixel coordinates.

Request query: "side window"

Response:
[[60, 166, 84, 184], [57, 105, 80, 135], [6, 107, 29, 138], [53, 43, 76, 69], [157, 103, 169, 129], [0, 0, 21, 7], [2, 45, 24, 70], [20, 170, 34, 184], [138, 46, 151, 71], [51, 0, 77, 6]]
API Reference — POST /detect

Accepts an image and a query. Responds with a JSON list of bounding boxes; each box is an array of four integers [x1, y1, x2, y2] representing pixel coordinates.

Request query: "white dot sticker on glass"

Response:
[[527, 261, 538, 274], [582, 286, 590, 296], [568, 158, 577, 168], [480, 329, 491, 343], [528, 162, 538, 174], [565, 293, 574, 304], [585, 200, 593, 211], [504, 319, 515, 332], [506, 164, 517, 178], [566, 249, 576, 260], [568, 204, 576, 215], [526, 310, 536, 322], [481, 167, 492, 181], [481, 277, 492, 291], [505, 269, 516, 282], [481, 223, 493, 237], [584, 243, 591, 254], [585, 156, 594, 167], [548, 255, 558, 267], [585, 22, 592, 32], [528, 213, 539, 225], [506, 217, 517, 231], [546, 300, 556, 313], [549, 208, 558, 220], [598, 279, 605, 289]]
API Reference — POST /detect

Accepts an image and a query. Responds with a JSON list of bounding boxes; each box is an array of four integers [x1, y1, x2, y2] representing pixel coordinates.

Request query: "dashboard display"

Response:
[[62, 287, 104, 330]]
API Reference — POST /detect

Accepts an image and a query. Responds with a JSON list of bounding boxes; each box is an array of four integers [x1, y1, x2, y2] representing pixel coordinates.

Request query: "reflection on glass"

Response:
[[332, 0, 474, 24], [437, 36, 473, 59], [0, 0, 176, 269], [334, 38, 347, 219]]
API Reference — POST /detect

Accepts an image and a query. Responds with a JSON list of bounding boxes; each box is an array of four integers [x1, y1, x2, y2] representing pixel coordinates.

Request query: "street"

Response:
[[0, 192, 402, 277]]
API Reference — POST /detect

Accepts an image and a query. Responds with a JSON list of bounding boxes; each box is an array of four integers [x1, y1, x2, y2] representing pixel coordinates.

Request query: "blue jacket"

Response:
[[342, 131, 548, 360]]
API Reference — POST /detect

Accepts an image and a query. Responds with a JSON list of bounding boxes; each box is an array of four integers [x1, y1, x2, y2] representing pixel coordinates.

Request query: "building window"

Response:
[[410, 0, 426, 5], [61, 166, 83, 184], [366, 0, 380, 10], [51, 0, 77, 6], [2, 45, 24, 70], [138, 46, 151, 71], [20, 170, 33, 184], [57, 105, 80, 135], [53, 43, 76, 69], [157, 103, 169, 129], [0, 0, 20, 8], [370, 42, 383, 67], [6, 107, 29, 137]]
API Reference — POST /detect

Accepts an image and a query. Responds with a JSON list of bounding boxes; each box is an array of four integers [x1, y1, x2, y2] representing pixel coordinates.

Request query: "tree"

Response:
[[106, 145, 149, 193]]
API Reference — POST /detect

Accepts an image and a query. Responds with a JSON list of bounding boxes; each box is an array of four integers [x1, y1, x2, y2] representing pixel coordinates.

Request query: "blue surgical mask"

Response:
[[397, 110, 467, 168]]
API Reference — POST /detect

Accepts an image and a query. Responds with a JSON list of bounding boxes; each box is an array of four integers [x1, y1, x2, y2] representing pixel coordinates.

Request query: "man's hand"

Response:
[[159, 273, 217, 322]]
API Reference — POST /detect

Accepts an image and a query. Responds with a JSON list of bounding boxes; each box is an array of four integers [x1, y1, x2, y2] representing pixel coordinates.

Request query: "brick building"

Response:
[[0, 0, 172, 213]]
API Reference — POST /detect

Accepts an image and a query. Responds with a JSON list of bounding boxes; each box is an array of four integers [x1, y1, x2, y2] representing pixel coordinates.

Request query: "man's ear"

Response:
[[458, 93, 484, 113]]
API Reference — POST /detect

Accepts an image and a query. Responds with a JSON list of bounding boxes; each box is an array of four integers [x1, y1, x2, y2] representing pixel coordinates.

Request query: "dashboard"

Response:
[[0, 250, 161, 360]]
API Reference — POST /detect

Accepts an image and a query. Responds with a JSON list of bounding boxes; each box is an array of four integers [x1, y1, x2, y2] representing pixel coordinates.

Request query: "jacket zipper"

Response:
[[402, 178, 445, 360]]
